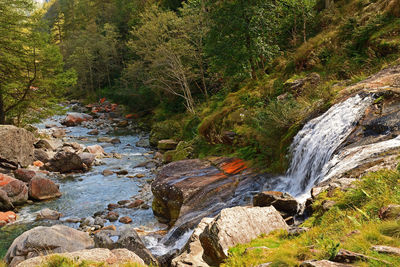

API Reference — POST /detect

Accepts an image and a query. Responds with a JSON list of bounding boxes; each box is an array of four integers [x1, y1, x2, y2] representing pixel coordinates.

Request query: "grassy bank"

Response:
[[223, 168, 400, 266]]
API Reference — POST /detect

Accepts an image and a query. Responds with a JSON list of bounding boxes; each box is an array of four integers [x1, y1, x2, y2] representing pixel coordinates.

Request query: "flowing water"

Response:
[[264, 94, 375, 202], [0, 114, 162, 257]]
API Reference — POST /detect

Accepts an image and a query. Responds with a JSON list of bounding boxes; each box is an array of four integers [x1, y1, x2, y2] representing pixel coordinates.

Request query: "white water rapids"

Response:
[[264, 94, 376, 202]]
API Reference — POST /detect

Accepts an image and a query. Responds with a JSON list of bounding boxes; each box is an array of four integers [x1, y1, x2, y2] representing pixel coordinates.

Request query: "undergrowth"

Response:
[[223, 169, 400, 266]]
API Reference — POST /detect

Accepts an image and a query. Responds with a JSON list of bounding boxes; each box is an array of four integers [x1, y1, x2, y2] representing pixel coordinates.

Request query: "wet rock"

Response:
[[300, 260, 352, 266], [34, 149, 50, 163], [36, 208, 61, 220], [52, 128, 66, 138], [117, 200, 130, 205], [94, 217, 106, 227], [135, 173, 146, 178], [45, 151, 85, 173], [288, 227, 310, 236], [88, 129, 99, 135], [199, 206, 288, 266], [379, 204, 400, 220], [108, 203, 119, 210], [97, 137, 113, 143], [14, 169, 37, 183], [94, 226, 158, 265], [151, 158, 260, 226], [111, 138, 121, 144], [119, 216, 132, 224], [62, 112, 93, 127], [0, 211, 17, 227], [5, 225, 94, 267], [116, 170, 128, 175], [81, 216, 95, 227], [0, 189, 14, 211], [79, 152, 96, 167], [85, 145, 105, 156], [65, 217, 81, 223], [171, 217, 213, 267], [102, 169, 114, 176], [253, 191, 299, 215], [105, 211, 119, 222], [371, 245, 400, 255], [0, 174, 28, 205], [28, 177, 62, 200], [158, 139, 178, 151], [126, 199, 144, 209], [0, 125, 35, 169], [16, 248, 145, 267]]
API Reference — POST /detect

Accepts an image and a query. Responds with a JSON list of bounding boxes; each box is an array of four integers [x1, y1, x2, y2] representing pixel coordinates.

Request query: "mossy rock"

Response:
[[150, 120, 182, 147], [158, 139, 179, 150], [163, 141, 194, 163]]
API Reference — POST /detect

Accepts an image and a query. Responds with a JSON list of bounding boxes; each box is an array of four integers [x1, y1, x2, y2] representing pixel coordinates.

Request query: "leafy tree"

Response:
[[205, 0, 280, 80]]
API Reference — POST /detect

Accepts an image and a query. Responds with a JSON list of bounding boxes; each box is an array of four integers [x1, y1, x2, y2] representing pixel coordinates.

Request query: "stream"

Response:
[[0, 112, 163, 257]]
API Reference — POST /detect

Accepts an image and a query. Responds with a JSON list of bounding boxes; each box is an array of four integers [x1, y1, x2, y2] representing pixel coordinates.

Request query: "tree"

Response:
[[0, 0, 75, 124], [205, 0, 280, 80]]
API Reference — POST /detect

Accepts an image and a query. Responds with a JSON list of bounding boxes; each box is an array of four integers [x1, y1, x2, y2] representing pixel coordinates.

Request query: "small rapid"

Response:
[[264, 94, 374, 202]]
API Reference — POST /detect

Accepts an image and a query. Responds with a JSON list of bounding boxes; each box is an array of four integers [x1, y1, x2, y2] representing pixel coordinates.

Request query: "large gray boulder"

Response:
[[199, 206, 288, 266], [94, 225, 158, 266], [16, 248, 145, 267], [171, 217, 213, 267], [0, 125, 35, 169], [5, 225, 94, 267]]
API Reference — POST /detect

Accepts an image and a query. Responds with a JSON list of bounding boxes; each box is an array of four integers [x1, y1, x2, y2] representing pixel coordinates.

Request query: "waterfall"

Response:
[[265, 94, 374, 202]]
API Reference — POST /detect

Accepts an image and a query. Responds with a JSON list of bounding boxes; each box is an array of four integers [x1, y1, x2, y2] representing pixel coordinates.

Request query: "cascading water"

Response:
[[264, 94, 374, 202]]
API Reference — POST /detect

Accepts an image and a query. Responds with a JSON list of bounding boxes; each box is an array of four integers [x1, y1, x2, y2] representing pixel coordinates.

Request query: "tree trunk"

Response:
[[0, 90, 6, 125], [302, 1, 307, 43]]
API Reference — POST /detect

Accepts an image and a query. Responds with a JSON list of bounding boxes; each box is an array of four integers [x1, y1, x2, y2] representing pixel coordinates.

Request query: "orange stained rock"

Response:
[[33, 161, 44, 167], [0, 211, 17, 223], [111, 104, 118, 111], [100, 97, 106, 104], [220, 159, 247, 175], [0, 173, 13, 186]]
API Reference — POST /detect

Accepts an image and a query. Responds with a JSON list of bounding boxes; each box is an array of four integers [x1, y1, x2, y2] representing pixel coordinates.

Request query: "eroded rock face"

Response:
[[45, 151, 85, 173], [5, 225, 94, 267], [0, 174, 28, 205], [253, 191, 299, 216], [0, 126, 35, 169], [151, 158, 265, 227], [16, 248, 144, 267], [199, 206, 288, 266], [28, 177, 62, 200]]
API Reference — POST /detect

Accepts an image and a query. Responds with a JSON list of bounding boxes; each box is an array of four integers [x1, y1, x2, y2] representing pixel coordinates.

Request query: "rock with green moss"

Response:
[[163, 141, 193, 163], [150, 120, 182, 147], [158, 139, 179, 151]]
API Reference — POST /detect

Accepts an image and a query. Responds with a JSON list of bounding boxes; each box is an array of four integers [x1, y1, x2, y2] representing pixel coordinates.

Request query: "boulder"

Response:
[[136, 138, 150, 148], [5, 225, 94, 266], [94, 226, 158, 265], [0, 125, 35, 169], [79, 152, 96, 167], [33, 149, 50, 163], [0, 211, 17, 227], [253, 191, 299, 215], [45, 151, 85, 173], [52, 128, 66, 138], [62, 112, 93, 127], [119, 216, 132, 224], [85, 145, 105, 156], [171, 217, 213, 267], [28, 177, 62, 201], [14, 169, 37, 183], [97, 137, 113, 143], [371, 245, 400, 255], [300, 260, 352, 266], [199, 206, 288, 266], [151, 158, 262, 226], [158, 139, 179, 150], [16, 248, 144, 267], [333, 249, 368, 263], [0, 174, 28, 205], [379, 204, 400, 220], [36, 208, 61, 220], [0, 189, 14, 211], [88, 129, 99, 135]]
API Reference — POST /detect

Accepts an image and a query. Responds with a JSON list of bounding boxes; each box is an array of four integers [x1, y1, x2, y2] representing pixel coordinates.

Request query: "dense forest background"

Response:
[[2, 0, 400, 171]]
